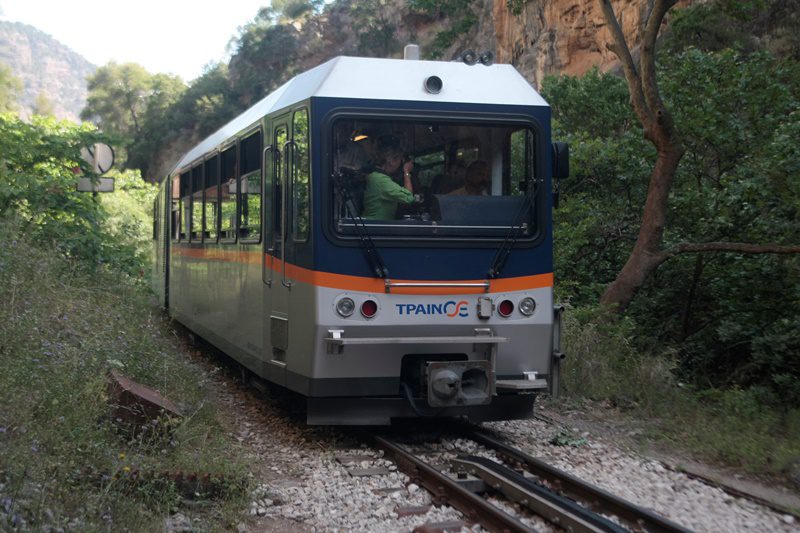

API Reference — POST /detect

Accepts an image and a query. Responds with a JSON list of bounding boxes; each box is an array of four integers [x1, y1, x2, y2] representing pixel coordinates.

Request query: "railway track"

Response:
[[372, 426, 691, 533]]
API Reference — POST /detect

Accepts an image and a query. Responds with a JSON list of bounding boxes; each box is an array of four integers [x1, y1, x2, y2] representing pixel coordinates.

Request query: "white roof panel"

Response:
[[172, 56, 546, 174]]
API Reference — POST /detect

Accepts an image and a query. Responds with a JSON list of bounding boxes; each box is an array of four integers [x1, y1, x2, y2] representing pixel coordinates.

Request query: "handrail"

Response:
[[385, 280, 490, 293], [262, 145, 273, 287], [281, 140, 296, 288]]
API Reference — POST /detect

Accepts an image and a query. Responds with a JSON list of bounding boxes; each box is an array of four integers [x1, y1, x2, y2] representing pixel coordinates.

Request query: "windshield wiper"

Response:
[[332, 169, 389, 278], [486, 178, 539, 279]]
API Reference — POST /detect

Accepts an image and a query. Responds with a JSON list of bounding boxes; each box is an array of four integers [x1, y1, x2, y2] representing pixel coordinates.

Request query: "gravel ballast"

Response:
[[180, 367, 798, 533]]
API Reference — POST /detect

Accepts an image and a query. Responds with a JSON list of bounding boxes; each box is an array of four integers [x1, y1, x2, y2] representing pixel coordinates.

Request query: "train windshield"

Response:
[[331, 117, 539, 239]]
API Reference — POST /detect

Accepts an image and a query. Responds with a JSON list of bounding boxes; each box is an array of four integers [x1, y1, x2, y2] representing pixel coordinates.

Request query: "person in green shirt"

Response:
[[362, 143, 414, 219]]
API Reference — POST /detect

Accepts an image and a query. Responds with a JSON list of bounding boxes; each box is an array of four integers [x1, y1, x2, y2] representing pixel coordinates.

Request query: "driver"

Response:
[[362, 141, 414, 219]]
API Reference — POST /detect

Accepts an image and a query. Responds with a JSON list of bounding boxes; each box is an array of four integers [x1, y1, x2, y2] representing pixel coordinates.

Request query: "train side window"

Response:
[[179, 171, 191, 240], [153, 197, 158, 240], [509, 128, 534, 195], [292, 109, 310, 242], [190, 164, 203, 241], [274, 125, 288, 242], [171, 175, 181, 241], [220, 146, 237, 241], [204, 154, 220, 241], [238, 131, 262, 242]]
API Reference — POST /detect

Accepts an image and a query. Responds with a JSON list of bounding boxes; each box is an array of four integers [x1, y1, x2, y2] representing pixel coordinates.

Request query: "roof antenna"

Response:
[[404, 44, 420, 60]]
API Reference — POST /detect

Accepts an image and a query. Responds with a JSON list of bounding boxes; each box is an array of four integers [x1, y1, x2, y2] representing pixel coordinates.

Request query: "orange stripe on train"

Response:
[[172, 247, 553, 294]]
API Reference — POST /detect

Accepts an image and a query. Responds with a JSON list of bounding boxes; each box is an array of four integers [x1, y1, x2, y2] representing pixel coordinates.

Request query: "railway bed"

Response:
[[181, 337, 798, 532], [371, 425, 691, 532]]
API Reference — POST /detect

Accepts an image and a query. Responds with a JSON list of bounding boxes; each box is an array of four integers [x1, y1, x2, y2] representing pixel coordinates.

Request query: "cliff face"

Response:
[[468, 0, 693, 86]]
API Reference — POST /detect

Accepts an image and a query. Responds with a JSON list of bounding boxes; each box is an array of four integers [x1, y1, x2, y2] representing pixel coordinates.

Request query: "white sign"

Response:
[[80, 143, 115, 175], [76, 177, 115, 193]]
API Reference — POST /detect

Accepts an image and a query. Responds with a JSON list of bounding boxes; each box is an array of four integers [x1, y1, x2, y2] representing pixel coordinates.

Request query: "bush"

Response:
[[0, 113, 154, 278]]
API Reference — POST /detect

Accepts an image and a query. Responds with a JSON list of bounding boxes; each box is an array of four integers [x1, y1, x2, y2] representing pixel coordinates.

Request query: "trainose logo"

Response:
[[395, 300, 469, 318]]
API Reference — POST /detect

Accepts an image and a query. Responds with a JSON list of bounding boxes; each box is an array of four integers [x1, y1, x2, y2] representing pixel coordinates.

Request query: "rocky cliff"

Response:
[[0, 21, 95, 121], [456, 0, 693, 86]]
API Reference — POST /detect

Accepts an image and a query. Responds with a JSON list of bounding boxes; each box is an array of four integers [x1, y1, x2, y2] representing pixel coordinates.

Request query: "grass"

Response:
[[0, 224, 249, 531], [559, 305, 800, 479]]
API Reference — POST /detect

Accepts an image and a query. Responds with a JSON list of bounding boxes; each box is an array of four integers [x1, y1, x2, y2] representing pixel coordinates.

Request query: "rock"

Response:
[[407, 483, 420, 494], [164, 513, 192, 532]]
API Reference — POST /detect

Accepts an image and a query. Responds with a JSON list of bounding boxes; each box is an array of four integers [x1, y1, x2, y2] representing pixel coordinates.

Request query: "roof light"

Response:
[[424, 76, 442, 94], [461, 49, 478, 65]]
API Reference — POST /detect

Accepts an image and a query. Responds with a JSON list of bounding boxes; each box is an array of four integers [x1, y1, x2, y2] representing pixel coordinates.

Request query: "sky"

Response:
[[0, 0, 269, 82]]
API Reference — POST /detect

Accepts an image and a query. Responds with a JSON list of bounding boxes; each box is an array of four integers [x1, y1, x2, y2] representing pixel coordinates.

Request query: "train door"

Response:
[[264, 113, 291, 384]]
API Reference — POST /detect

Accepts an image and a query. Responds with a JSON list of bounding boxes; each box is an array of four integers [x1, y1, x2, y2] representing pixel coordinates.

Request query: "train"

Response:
[[152, 48, 568, 425]]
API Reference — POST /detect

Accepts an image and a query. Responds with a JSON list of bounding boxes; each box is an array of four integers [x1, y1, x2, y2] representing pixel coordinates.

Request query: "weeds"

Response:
[[559, 304, 800, 477], [0, 221, 248, 530]]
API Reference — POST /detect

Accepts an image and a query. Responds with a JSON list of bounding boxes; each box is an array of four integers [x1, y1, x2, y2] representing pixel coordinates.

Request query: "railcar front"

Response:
[[295, 97, 559, 425]]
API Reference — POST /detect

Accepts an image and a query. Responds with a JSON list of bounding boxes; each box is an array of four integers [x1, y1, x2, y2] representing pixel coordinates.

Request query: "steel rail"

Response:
[[466, 428, 692, 533], [372, 435, 534, 533], [454, 455, 627, 533]]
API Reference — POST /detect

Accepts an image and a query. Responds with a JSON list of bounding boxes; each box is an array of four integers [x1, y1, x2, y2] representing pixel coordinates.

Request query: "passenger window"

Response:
[[190, 165, 203, 241], [220, 146, 237, 241], [179, 171, 191, 240], [238, 131, 262, 241], [274, 125, 288, 242], [204, 155, 219, 241], [292, 109, 310, 241], [171, 175, 181, 241]]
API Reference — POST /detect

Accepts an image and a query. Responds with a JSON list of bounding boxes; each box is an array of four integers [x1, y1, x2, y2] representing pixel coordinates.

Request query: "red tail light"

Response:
[[361, 299, 378, 318], [497, 299, 514, 317]]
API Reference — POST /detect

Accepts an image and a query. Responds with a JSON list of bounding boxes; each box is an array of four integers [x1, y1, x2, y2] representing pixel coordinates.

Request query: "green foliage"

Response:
[[0, 113, 157, 278], [506, 0, 528, 17], [543, 70, 655, 304], [229, 18, 300, 104], [272, 0, 325, 21], [547, 45, 800, 404], [82, 63, 186, 176], [559, 307, 800, 475], [409, 0, 479, 58], [666, 0, 800, 58], [350, 0, 400, 58], [32, 92, 55, 117], [81, 63, 157, 140], [665, 3, 759, 53], [0, 224, 247, 529], [0, 62, 22, 113]]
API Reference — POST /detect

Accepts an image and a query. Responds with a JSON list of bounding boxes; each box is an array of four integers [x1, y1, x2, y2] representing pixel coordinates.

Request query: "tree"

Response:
[[350, 0, 400, 58], [0, 63, 22, 113], [229, 18, 300, 105], [32, 92, 55, 117], [81, 63, 185, 175], [597, 0, 800, 312], [81, 62, 158, 142]]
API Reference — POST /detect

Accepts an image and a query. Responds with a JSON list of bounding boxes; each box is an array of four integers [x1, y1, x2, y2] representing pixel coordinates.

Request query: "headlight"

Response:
[[519, 297, 536, 316], [336, 297, 355, 317]]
